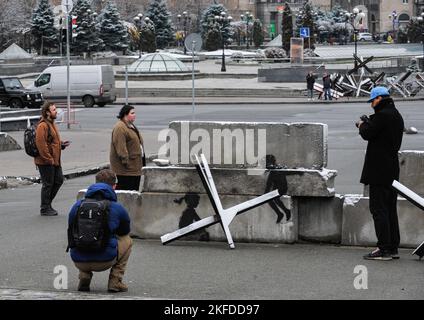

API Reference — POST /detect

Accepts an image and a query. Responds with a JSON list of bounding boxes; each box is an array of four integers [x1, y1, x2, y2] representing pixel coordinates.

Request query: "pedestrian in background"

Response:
[[323, 73, 332, 101], [35, 101, 70, 216], [67, 169, 132, 293], [306, 70, 315, 101], [110, 105, 144, 191], [356, 87, 404, 261]]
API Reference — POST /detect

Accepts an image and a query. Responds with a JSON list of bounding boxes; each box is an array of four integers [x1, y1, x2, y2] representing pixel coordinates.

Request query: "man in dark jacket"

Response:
[[306, 71, 316, 101], [322, 73, 332, 101], [356, 87, 404, 261], [68, 169, 132, 292]]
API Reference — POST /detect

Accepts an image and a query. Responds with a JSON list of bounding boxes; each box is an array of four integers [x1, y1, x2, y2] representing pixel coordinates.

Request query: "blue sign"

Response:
[[300, 27, 310, 38]]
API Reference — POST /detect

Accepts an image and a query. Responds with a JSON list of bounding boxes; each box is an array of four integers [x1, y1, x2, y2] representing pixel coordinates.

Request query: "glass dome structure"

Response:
[[127, 53, 190, 73]]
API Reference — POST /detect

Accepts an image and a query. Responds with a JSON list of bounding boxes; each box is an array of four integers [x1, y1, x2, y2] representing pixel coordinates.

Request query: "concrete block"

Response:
[[142, 166, 337, 197], [165, 121, 328, 169], [0, 132, 21, 151], [77, 189, 142, 235], [399, 151, 424, 196], [363, 150, 424, 197], [136, 192, 296, 244], [342, 195, 424, 248], [295, 195, 344, 244]]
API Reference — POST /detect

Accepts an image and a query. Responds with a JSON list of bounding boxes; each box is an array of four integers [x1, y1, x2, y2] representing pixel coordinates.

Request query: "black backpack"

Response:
[[67, 198, 111, 253], [24, 122, 51, 157]]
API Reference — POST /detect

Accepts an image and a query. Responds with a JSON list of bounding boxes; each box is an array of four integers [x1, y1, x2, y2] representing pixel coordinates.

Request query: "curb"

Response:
[[0, 163, 110, 189], [0, 287, 154, 300]]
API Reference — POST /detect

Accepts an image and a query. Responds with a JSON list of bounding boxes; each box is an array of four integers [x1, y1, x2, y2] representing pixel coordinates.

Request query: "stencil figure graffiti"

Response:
[[174, 193, 210, 241], [265, 155, 291, 224]]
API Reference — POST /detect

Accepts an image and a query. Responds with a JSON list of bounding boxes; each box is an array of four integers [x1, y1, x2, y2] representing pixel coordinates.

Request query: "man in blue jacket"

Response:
[[68, 169, 132, 292]]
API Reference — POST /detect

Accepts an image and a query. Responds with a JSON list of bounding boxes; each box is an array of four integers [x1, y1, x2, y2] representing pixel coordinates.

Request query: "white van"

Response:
[[31, 65, 116, 107]]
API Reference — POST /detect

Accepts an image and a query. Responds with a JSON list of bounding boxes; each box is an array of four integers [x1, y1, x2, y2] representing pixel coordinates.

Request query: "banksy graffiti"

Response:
[[174, 193, 210, 241], [265, 154, 291, 224]]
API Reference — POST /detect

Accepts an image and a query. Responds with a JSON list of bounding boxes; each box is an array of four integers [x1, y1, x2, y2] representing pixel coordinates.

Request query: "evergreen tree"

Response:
[[298, 2, 317, 49], [252, 19, 264, 48], [204, 22, 222, 51], [407, 19, 422, 43], [31, 0, 57, 54], [72, 0, 104, 55], [99, 0, 129, 52], [140, 21, 157, 53], [282, 2, 293, 54], [146, 0, 174, 49], [200, 3, 232, 48]]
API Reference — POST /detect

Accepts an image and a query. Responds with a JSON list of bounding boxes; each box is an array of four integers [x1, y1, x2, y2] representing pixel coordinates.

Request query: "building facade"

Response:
[[334, 0, 414, 34], [256, 0, 417, 37]]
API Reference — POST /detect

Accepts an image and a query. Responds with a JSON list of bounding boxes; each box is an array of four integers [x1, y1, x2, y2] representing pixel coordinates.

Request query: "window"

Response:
[[403, 0, 408, 4], [36, 73, 51, 87], [2, 78, 23, 89]]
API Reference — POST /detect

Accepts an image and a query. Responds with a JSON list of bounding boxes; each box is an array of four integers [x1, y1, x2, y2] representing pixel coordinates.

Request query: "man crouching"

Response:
[[67, 169, 132, 292]]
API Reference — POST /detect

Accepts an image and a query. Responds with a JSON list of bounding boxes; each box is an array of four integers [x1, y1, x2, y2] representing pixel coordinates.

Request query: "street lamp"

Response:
[[345, 8, 365, 69], [388, 10, 398, 43], [214, 12, 232, 72], [177, 11, 191, 55], [417, 12, 424, 70], [240, 11, 254, 49], [133, 13, 144, 57]]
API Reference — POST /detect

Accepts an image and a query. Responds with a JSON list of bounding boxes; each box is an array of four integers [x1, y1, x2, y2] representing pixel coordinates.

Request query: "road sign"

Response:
[[61, 0, 73, 13], [300, 27, 310, 38]]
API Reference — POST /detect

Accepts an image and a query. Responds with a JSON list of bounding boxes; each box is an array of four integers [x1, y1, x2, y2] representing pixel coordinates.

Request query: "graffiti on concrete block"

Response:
[[174, 193, 210, 241], [265, 154, 291, 224]]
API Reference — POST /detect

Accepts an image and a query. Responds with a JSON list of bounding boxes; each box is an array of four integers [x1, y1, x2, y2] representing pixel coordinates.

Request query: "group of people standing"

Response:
[[306, 71, 333, 101], [35, 103, 145, 216], [34, 102, 144, 292]]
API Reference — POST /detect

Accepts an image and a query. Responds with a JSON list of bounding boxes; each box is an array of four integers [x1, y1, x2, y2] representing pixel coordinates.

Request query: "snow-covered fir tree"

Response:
[[204, 22, 222, 51], [98, 0, 129, 52], [200, 3, 232, 47], [31, 0, 57, 54], [140, 20, 157, 53], [0, 0, 30, 50], [145, 0, 174, 49], [282, 2, 293, 54], [72, 0, 104, 55], [252, 19, 264, 48], [297, 2, 317, 49]]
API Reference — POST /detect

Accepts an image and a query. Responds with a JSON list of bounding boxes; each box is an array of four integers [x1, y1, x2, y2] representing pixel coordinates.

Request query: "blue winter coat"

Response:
[[68, 183, 131, 262]]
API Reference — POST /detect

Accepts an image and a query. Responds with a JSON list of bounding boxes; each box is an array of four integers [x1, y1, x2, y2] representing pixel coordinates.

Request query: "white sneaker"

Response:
[[312, 98, 315, 101], [307, 98, 311, 101]]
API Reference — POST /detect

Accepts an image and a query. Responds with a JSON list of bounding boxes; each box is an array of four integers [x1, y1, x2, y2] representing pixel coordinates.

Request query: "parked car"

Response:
[[0, 76, 44, 108], [30, 65, 116, 108], [357, 32, 373, 41]]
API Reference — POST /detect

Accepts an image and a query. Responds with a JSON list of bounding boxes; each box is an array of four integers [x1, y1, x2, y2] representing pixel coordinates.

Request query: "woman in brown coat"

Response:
[[110, 105, 144, 191]]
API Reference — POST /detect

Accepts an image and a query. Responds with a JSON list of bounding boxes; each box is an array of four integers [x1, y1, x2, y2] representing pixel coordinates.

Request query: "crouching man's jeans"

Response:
[[74, 235, 133, 285]]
